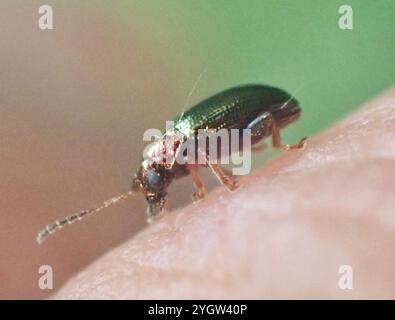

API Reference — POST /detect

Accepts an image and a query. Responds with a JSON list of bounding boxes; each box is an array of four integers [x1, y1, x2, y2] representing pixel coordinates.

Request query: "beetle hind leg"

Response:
[[246, 112, 307, 151], [270, 118, 307, 150]]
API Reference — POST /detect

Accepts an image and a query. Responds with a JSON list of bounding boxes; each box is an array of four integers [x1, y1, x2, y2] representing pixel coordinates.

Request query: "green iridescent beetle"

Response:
[[37, 84, 307, 243]]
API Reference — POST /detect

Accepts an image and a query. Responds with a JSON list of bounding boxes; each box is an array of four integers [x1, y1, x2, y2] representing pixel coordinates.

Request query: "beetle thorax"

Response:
[[143, 129, 185, 170]]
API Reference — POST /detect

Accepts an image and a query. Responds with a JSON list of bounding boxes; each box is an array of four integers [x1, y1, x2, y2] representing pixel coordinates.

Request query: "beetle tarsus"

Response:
[[282, 136, 308, 151], [209, 163, 240, 191]]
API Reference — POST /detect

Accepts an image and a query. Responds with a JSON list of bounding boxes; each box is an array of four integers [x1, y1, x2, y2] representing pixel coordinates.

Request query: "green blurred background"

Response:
[[0, 0, 394, 299], [100, 0, 395, 137]]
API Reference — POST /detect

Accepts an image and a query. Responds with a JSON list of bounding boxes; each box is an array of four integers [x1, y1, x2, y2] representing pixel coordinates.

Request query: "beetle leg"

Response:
[[247, 112, 306, 151], [188, 165, 208, 200], [208, 163, 239, 191], [269, 116, 307, 150], [217, 165, 234, 177]]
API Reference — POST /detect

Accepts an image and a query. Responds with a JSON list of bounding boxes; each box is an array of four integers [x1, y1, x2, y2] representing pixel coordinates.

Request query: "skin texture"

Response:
[[52, 88, 395, 299]]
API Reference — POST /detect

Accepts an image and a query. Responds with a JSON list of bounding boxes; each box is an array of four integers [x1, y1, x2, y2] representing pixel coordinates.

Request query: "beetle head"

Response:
[[132, 161, 175, 220]]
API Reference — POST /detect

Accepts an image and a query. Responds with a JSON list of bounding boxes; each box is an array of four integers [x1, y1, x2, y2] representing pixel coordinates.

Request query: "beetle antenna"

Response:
[[279, 82, 309, 110], [36, 190, 135, 244], [179, 68, 207, 122]]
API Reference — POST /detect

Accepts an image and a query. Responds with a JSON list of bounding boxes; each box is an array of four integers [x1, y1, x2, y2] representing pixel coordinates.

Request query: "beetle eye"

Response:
[[145, 171, 162, 189]]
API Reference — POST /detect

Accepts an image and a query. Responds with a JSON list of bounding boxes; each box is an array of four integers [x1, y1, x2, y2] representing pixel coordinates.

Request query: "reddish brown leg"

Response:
[[208, 163, 239, 191], [188, 165, 208, 200], [270, 116, 307, 150]]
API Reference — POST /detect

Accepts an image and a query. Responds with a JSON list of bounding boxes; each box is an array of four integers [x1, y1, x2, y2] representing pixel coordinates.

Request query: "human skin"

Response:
[[54, 88, 395, 299]]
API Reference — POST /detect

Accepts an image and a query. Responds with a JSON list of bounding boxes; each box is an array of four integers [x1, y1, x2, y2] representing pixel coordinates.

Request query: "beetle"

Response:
[[37, 84, 307, 243]]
